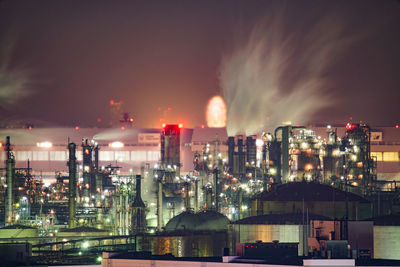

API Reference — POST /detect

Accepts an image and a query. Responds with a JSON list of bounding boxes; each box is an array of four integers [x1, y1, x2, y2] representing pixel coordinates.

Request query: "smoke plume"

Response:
[[0, 36, 32, 108], [220, 7, 356, 136]]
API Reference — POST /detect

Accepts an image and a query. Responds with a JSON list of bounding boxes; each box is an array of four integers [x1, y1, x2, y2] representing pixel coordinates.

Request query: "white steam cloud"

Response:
[[0, 36, 32, 108], [220, 8, 356, 136]]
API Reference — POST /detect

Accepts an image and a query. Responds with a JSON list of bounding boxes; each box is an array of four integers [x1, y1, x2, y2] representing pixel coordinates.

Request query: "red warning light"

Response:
[[109, 99, 115, 105], [201, 124, 205, 129], [346, 123, 356, 130], [121, 126, 125, 130], [97, 117, 102, 123], [178, 123, 183, 128], [28, 126, 32, 130], [129, 118, 134, 122], [75, 126, 79, 130], [396, 125, 399, 129]]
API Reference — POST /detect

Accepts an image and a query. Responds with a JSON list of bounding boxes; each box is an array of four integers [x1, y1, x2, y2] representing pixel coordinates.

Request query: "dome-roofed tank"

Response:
[[164, 210, 229, 232]]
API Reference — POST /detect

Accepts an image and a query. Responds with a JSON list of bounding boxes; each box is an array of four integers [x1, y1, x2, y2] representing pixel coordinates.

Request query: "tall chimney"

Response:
[[238, 136, 244, 175], [183, 179, 191, 211], [94, 145, 102, 206], [227, 137, 235, 173], [131, 175, 146, 234], [213, 169, 219, 212], [157, 177, 163, 231], [194, 178, 199, 213], [68, 143, 77, 228], [5, 136, 15, 226], [246, 136, 257, 166]]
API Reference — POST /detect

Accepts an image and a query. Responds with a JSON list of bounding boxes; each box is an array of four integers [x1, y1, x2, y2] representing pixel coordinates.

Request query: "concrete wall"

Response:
[[253, 201, 371, 220], [374, 225, 400, 260], [102, 254, 358, 267], [232, 224, 305, 256]]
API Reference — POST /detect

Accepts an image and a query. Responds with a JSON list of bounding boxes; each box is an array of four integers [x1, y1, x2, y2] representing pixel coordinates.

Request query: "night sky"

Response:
[[0, 0, 399, 129]]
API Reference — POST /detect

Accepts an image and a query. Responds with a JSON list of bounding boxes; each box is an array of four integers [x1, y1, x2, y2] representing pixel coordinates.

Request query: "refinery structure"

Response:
[[1, 122, 400, 265]]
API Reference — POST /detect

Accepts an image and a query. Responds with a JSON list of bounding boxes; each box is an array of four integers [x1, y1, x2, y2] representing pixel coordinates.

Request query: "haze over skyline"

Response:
[[0, 0, 399, 129]]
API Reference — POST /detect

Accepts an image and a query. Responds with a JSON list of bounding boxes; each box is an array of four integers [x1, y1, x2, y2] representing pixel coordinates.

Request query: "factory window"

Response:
[[115, 151, 130, 162], [383, 152, 399, 162], [147, 151, 160, 161], [99, 151, 115, 161], [15, 151, 32, 161], [371, 152, 400, 162], [32, 151, 49, 161], [370, 152, 382, 161], [49, 151, 66, 161], [76, 151, 83, 161], [131, 151, 147, 162]]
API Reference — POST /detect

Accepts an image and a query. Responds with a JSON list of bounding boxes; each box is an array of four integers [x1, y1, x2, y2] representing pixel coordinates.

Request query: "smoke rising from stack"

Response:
[[0, 36, 32, 108], [219, 7, 357, 136]]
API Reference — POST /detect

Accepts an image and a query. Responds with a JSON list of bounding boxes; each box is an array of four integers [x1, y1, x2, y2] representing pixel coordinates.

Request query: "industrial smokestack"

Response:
[[204, 184, 213, 211], [281, 127, 290, 183], [228, 137, 235, 173], [183, 181, 190, 211], [246, 136, 257, 166], [82, 139, 92, 200], [157, 177, 163, 231], [238, 136, 245, 175], [213, 169, 219, 212], [5, 136, 15, 226], [94, 145, 99, 171], [94, 145, 102, 205], [194, 178, 199, 213], [131, 175, 146, 234], [68, 143, 77, 228]]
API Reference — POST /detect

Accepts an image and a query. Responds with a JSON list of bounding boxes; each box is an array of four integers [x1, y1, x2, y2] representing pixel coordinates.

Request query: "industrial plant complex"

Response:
[[1, 123, 400, 265]]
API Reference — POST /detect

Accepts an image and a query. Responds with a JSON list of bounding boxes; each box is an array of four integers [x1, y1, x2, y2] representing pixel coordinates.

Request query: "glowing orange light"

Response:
[[206, 96, 226, 128], [109, 99, 114, 105], [178, 123, 183, 128], [304, 163, 313, 171], [37, 141, 53, 148], [109, 141, 124, 148], [129, 118, 134, 122], [162, 123, 166, 128]]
